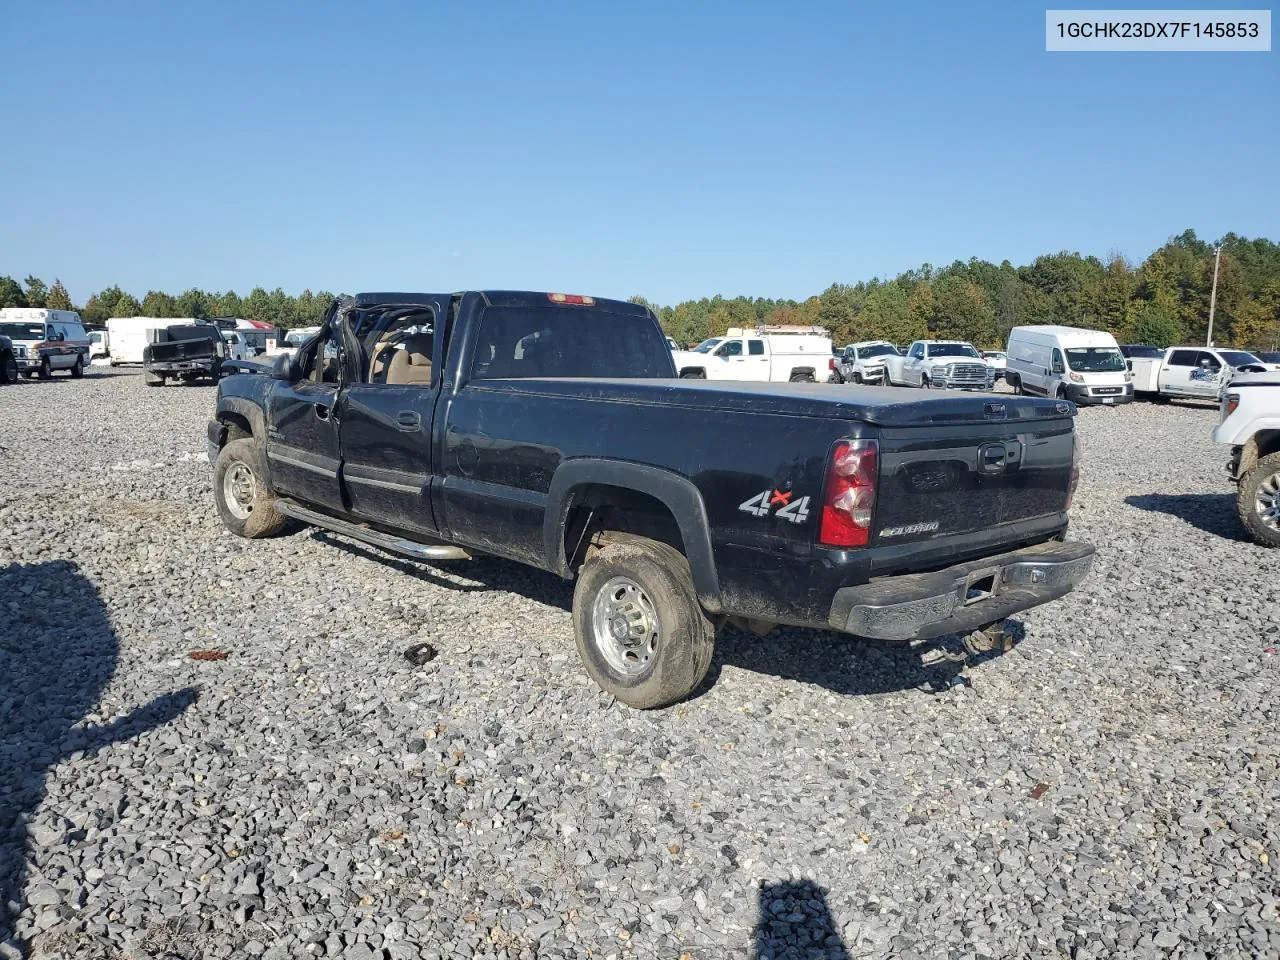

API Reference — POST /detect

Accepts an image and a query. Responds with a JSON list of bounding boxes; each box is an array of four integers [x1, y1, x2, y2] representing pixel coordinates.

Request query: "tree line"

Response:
[[635, 229, 1280, 351], [3, 228, 1278, 350]]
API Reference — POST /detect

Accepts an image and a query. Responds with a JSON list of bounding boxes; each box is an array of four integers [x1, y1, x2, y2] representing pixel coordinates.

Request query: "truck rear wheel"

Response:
[[572, 534, 715, 709], [214, 438, 287, 539], [789, 372, 815, 382], [1238, 452, 1280, 548]]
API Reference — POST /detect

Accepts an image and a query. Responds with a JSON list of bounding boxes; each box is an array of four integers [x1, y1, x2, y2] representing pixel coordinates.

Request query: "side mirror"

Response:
[[270, 352, 298, 381]]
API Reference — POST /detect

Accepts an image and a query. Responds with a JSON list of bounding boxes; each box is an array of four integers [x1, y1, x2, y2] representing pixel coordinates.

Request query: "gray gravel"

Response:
[[1, 368, 1277, 959]]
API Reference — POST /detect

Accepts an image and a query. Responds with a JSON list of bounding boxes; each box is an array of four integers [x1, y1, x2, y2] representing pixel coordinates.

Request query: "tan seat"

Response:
[[385, 333, 433, 385]]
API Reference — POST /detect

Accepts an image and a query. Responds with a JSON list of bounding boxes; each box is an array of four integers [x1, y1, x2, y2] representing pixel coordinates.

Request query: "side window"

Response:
[[367, 309, 436, 387], [1167, 350, 1196, 366], [716, 340, 743, 358], [910, 343, 924, 359], [1196, 351, 1220, 370], [305, 327, 343, 385], [1051, 348, 1065, 374], [748, 340, 765, 356]]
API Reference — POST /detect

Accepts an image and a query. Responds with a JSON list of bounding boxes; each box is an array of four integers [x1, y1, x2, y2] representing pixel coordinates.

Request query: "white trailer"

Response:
[[105, 316, 166, 364]]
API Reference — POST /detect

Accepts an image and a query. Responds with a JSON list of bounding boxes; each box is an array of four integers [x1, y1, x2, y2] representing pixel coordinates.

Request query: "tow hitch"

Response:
[[919, 621, 1014, 665]]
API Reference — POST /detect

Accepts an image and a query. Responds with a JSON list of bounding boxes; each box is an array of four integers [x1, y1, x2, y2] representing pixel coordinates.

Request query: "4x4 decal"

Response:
[[739, 488, 811, 524]]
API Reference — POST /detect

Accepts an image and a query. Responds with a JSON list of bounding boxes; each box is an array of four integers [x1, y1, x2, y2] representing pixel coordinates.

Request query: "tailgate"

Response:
[[148, 340, 214, 362], [873, 400, 1075, 546]]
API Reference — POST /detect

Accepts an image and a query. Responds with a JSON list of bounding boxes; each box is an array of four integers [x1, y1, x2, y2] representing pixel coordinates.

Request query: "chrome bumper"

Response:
[[829, 540, 1096, 641]]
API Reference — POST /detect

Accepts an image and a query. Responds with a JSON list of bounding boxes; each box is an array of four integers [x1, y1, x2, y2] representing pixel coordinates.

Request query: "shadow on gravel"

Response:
[[0, 561, 197, 956], [703, 621, 1025, 699], [1124, 493, 1249, 542], [755, 880, 852, 959], [311, 532, 574, 611], [310, 531, 1022, 699]]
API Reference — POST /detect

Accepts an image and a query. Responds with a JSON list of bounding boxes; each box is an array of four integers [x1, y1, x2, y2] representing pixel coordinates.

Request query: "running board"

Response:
[[274, 499, 471, 562]]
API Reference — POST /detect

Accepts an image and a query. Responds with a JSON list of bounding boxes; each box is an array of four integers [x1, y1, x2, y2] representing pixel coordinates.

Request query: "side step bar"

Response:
[[274, 499, 471, 562]]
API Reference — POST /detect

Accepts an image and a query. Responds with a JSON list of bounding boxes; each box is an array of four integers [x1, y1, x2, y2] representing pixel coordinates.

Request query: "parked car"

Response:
[[208, 290, 1093, 709], [1129, 346, 1269, 401], [981, 351, 1007, 380], [884, 340, 994, 391], [836, 341, 900, 385], [1214, 371, 1280, 547], [1255, 351, 1280, 371], [1005, 326, 1132, 405], [671, 325, 831, 382], [0, 335, 17, 384], [0, 309, 91, 379], [143, 323, 227, 386]]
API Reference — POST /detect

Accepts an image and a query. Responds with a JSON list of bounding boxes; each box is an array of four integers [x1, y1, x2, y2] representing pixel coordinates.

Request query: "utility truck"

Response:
[[671, 325, 832, 382]]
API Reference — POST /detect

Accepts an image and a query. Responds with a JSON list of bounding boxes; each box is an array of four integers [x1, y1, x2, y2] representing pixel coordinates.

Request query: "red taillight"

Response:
[[548, 293, 595, 306], [829, 357, 837, 371], [819, 440, 878, 548]]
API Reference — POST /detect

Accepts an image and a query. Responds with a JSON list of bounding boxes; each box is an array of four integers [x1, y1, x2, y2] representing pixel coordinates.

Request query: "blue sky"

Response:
[[3, 1, 1276, 305]]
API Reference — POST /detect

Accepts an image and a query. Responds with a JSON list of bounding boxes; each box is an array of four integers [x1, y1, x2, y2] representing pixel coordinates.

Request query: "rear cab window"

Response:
[[1167, 350, 1197, 366], [470, 301, 674, 380]]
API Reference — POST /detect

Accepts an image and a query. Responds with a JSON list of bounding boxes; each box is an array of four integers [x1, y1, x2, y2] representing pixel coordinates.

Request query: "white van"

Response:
[[1005, 325, 1133, 405], [0, 308, 92, 378]]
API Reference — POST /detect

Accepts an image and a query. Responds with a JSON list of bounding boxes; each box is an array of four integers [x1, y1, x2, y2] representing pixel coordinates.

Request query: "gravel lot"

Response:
[[2, 369, 1277, 960]]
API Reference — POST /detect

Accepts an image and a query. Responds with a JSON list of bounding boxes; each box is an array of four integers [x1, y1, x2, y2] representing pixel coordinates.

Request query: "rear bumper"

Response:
[[149, 360, 216, 374], [828, 540, 1095, 641]]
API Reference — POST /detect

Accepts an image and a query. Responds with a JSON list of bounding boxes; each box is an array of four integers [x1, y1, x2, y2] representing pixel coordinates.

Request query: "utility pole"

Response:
[[1206, 241, 1222, 347]]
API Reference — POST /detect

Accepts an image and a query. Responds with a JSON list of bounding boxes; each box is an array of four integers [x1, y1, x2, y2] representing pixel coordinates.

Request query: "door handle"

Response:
[[396, 410, 421, 430], [314, 403, 329, 420]]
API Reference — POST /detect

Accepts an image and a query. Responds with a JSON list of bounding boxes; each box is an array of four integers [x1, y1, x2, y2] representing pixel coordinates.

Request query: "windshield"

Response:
[[691, 338, 723, 354], [859, 343, 899, 359], [1065, 347, 1126, 372], [0, 322, 45, 340], [1220, 350, 1262, 367], [927, 343, 980, 358]]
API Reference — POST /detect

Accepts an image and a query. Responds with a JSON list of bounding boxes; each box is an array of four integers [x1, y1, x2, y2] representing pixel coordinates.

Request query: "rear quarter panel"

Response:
[[436, 380, 866, 622]]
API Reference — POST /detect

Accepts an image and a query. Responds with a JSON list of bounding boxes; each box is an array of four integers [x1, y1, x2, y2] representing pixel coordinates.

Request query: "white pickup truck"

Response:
[[1129, 346, 1269, 401], [884, 340, 994, 391], [671, 325, 832, 383], [1214, 372, 1280, 547], [834, 340, 900, 384]]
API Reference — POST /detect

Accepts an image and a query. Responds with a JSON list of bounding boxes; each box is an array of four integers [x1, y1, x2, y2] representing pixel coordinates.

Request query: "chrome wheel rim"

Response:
[[591, 576, 660, 677], [223, 461, 256, 520], [1256, 470, 1280, 532]]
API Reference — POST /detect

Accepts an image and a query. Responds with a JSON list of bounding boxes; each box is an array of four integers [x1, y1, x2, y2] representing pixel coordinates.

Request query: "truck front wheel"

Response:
[[1238, 452, 1280, 548], [572, 534, 715, 709], [214, 438, 287, 539]]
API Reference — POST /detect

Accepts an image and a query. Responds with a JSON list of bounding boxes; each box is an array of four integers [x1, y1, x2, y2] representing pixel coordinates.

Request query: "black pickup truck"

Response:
[[144, 324, 225, 386], [208, 291, 1094, 708]]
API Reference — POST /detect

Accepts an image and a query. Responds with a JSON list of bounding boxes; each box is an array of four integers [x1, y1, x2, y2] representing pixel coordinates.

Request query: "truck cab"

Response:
[[1154, 347, 1269, 400]]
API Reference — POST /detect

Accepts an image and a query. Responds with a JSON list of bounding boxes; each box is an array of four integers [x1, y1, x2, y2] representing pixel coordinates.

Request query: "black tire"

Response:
[[851, 372, 862, 385], [37, 357, 51, 380], [1056, 385, 1068, 400], [1006, 374, 1021, 395], [921, 374, 931, 390], [1238, 452, 1280, 548], [145, 371, 165, 387], [70, 356, 84, 379], [789, 372, 815, 383], [213, 437, 287, 538], [0, 352, 16, 384], [679, 370, 705, 379], [572, 534, 715, 709]]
